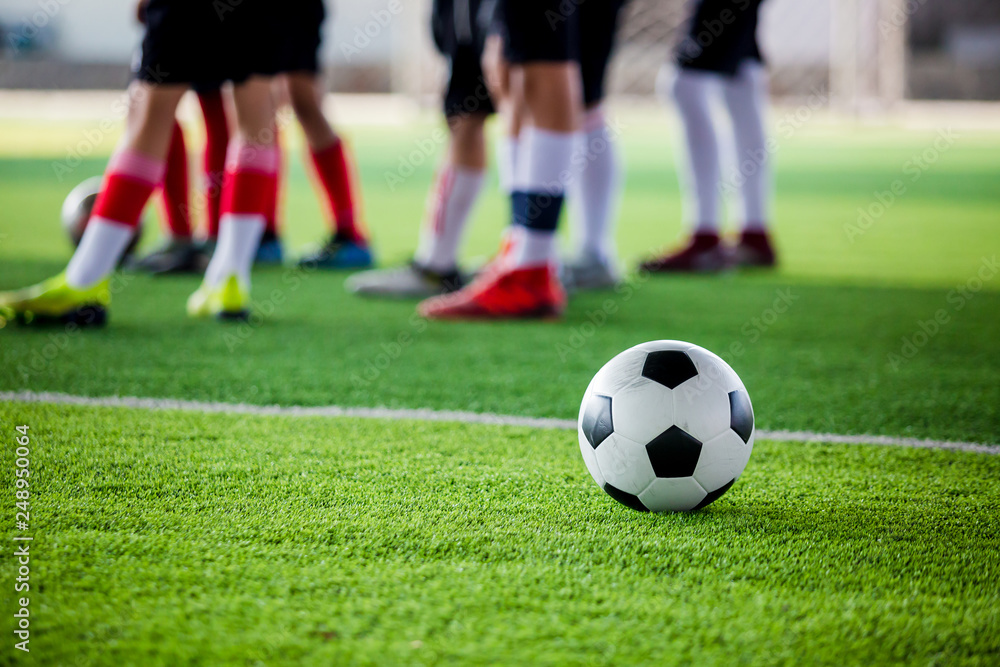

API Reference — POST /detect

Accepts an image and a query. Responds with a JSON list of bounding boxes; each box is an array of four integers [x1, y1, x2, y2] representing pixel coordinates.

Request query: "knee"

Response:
[[448, 113, 487, 145]]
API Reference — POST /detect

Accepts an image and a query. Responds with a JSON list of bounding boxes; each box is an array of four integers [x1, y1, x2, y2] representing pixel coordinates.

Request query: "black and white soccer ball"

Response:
[[61, 176, 143, 254], [578, 340, 755, 513]]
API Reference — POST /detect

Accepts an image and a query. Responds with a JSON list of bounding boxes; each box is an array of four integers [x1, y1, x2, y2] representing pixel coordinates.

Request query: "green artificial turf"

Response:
[[0, 403, 998, 665], [1, 115, 999, 444], [1, 113, 999, 663]]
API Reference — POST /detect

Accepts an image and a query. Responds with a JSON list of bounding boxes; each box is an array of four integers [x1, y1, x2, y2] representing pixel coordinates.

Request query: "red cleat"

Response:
[[418, 264, 566, 320], [640, 232, 728, 273], [733, 230, 777, 268]]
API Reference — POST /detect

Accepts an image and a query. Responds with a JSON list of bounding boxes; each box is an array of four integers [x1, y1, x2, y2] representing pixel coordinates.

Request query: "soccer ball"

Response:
[[578, 340, 755, 513], [61, 177, 143, 253]]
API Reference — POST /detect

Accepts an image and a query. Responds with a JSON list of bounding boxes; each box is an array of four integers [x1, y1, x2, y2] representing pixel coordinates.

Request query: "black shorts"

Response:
[[675, 0, 764, 77], [433, 0, 496, 117], [497, 0, 626, 105], [276, 0, 326, 74], [499, 0, 579, 64], [136, 0, 280, 85], [579, 0, 628, 106]]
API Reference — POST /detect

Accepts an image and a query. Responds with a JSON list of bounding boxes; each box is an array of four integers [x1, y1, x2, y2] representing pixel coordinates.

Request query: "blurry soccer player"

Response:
[[282, 2, 374, 270], [417, 0, 586, 319], [130, 83, 233, 275], [347, 0, 497, 297], [642, 0, 777, 273], [349, 0, 628, 299], [126, 1, 232, 275], [562, 0, 629, 290], [0, 0, 281, 325]]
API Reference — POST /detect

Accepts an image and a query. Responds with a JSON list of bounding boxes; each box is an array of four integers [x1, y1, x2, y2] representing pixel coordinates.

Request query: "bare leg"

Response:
[[286, 71, 368, 248]]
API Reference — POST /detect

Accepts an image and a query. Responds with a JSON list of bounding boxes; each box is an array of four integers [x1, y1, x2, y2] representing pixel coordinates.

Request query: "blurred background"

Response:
[[2, 0, 1000, 105]]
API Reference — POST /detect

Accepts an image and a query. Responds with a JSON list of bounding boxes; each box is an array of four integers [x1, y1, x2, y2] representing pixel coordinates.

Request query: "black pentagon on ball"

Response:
[[693, 478, 735, 511], [581, 394, 614, 449], [728, 390, 754, 443], [641, 350, 698, 389], [603, 482, 650, 512], [645, 425, 702, 478]]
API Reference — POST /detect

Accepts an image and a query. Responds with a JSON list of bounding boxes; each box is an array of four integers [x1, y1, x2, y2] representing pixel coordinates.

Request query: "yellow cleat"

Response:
[[186, 274, 250, 321], [0, 273, 109, 327]]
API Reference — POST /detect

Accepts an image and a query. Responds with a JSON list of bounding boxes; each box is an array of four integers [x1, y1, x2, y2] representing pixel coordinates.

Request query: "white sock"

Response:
[[507, 226, 556, 268], [569, 108, 622, 262], [722, 61, 771, 231], [508, 126, 576, 268], [204, 214, 265, 288], [65, 218, 135, 289], [414, 164, 485, 272], [516, 127, 576, 193], [672, 68, 723, 233], [497, 135, 519, 194]]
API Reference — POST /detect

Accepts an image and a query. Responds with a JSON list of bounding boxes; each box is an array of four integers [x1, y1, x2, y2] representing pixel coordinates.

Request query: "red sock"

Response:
[[198, 88, 230, 239], [221, 142, 278, 216], [160, 121, 192, 239], [92, 150, 164, 228], [309, 139, 366, 244], [264, 126, 282, 236]]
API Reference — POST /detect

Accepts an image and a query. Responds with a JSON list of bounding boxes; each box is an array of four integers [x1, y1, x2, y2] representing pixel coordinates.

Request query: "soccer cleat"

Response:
[[732, 230, 777, 268], [345, 261, 465, 299], [561, 250, 621, 292], [254, 230, 285, 266], [186, 274, 250, 321], [0, 273, 109, 327], [297, 232, 374, 270], [129, 237, 202, 275], [418, 264, 566, 320], [640, 232, 728, 273]]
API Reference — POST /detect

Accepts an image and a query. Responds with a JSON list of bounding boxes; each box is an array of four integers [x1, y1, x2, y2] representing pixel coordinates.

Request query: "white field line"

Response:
[[2, 390, 998, 456]]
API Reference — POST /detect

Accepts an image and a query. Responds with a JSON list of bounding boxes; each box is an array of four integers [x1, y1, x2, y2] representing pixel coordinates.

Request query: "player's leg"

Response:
[[161, 121, 192, 241], [254, 116, 285, 265], [563, 0, 629, 291], [132, 118, 203, 274], [643, 0, 766, 273], [0, 82, 184, 325], [419, 0, 581, 320], [188, 77, 278, 320], [721, 61, 777, 267], [288, 72, 373, 270], [346, 112, 487, 299], [483, 31, 521, 196], [414, 112, 489, 273], [196, 85, 230, 244], [347, 3, 496, 299], [641, 67, 728, 273]]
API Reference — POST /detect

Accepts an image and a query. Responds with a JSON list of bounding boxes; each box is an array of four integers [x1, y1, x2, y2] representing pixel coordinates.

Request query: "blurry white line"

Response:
[[2, 391, 997, 455]]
